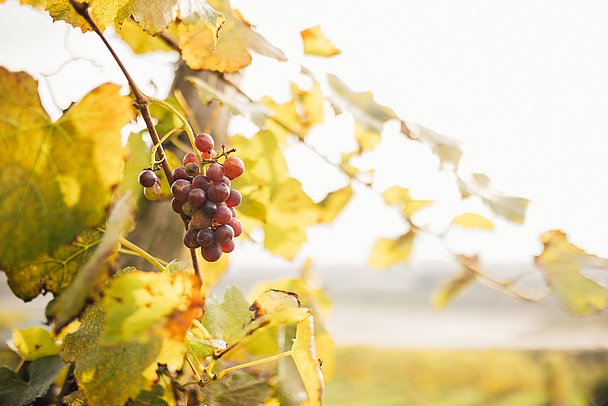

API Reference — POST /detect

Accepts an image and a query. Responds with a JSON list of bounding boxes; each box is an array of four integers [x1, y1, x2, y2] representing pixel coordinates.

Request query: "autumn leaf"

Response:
[[401, 121, 462, 168], [301, 25, 341, 57], [12, 328, 59, 361], [177, 0, 285, 72], [536, 230, 608, 316], [292, 316, 324, 406], [203, 286, 252, 345], [432, 255, 478, 308], [458, 173, 529, 224], [451, 213, 494, 230], [0, 69, 132, 299], [317, 185, 353, 224], [0, 355, 63, 406], [369, 231, 416, 270], [382, 186, 433, 220], [116, 19, 173, 54]]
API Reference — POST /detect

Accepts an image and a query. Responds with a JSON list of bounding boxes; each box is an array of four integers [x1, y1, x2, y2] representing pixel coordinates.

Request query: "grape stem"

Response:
[[151, 98, 202, 164], [211, 351, 293, 382], [67, 0, 173, 185], [151, 125, 185, 166], [118, 237, 165, 272]]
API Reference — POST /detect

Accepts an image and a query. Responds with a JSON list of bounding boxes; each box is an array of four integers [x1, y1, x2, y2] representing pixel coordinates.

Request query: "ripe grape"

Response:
[[206, 163, 224, 182], [195, 133, 214, 153], [229, 206, 237, 217], [202, 200, 217, 216], [172, 167, 189, 181], [225, 189, 241, 207], [214, 224, 234, 244], [224, 156, 244, 179], [138, 170, 158, 188], [183, 152, 198, 166], [196, 228, 215, 248], [183, 228, 200, 249], [207, 182, 230, 203], [188, 188, 206, 207], [203, 150, 217, 159], [228, 218, 242, 237], [192, 175, 210, 191], [213, 205, 232, 225], [202, 242, 222, 262], [190, 210, 212, 230], [221, 240, 235, 253], [171, 179, 192, 201], [219, 176, 231, 187], [185, 162, 200, 177], [171, 198, 184, 214]]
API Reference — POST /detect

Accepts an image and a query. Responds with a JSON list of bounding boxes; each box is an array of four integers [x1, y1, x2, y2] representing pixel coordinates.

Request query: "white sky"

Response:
[[1, 1, 608, 273]]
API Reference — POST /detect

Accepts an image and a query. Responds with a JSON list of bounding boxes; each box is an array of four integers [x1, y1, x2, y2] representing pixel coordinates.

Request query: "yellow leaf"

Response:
[[300, 25, 341, 57], [452, 213, 494, 230], [401, 121, 462, 168], [354, 122, 381, 152], [12, 328, 59, 361], [292, 316, 324, 405], [262, 96, 304, 144], [291, 82, 325, 129], [432, 255, 477, 308], [116, 19, 173, 54], [382, 186, 432, 219], [177, 0, 285, 72], [535, 230, 608, 316], [368, 231, 416, 270], [317, 185, 353, 223]]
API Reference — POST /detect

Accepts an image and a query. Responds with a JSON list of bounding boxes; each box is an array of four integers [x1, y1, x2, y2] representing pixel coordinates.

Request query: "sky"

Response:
[[1, 0, 608, 274]]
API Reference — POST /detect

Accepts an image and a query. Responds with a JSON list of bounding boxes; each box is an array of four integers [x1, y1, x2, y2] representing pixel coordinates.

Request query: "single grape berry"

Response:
[[138, 169, 158, 188], [213, 205, 232, 225], [229, 206, 237, 217], [188, 188, 206, 207], [197, 228, 215, 248], [171, 198, 184, 214], [219, 176, 231, 187], [182, 201, 195, 217], [144, 182, 161, 200], [207, 182, 230, 203], [203, 150, 217, 159], [171, 179, 192, 201], [202, 200, 217, 216], [221, 240, 235, 253], [195, 133, 214, 153], [206, 163, 224, 182], [224, 156, 244, 179], [183, 152, 198, 166], [215, 224, 234, 244], [202, 242, 222, 262], [183, 228, 200, 249], [192, 175, 210, 191], [185, 162, 200, 177], [173, 167, 189, 181], [225, 189, 242, 207], [228, 218, 243, 237], [190, 210, 212, 230]]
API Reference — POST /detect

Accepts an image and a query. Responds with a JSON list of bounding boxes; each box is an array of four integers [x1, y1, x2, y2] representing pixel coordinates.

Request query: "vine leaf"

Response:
[[47, 195, 134, 332], [116, 19, 173, 54], [0, 69, 133, 298], [177, 0, 286, 72], [301, 25, 341, 57], [432, 255, 478, 308], [383, 186, 433, 220], [12, 328, 59, 361], [458, 173, 529, 224], [317, 185, 353, 224], [401, 121, 462, 169], [327, 73, 396, 138], [117, 132, 150, 197], [0, 355, 63, 406], [369, 231, 416, 270], [292, 316, 324, 406], [63, 302, 184, 406], [203, 286, 252, 345], [535, 230, 608, 316], [101, 269, 203, 345], [451, 213, 494, 230], [203, 372, 273, 406]]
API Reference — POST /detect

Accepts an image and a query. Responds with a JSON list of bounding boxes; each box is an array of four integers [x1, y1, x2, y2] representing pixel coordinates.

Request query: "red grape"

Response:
[[213, 205, 232, 224], [229, 206, 237, 217], [225, 189, 241, 207], [202, 200, 217, 216], [221, 240, 235, 253], [190, 210, 212, 230], [202, 242, 222, 262], [183, 228, 200, 248], [138, 170, 158, 188], [171, 198, 184, 214], [188, 188, 206, 207], [171, 179, 192, 201], [228, 218, 243, 237], [215, 224, 234, 244], [197, 228, 215, 248], [185, 162, 200, 177], [195, 133, 214, 153], [192, 175, 210, 191], [183, 152, 198, 166], [224, 156, 244, 179], [206, 163, 224, 182], [172, 167, 189, 181], [219, 176, 231, 187], [207, 182, 230, 203]]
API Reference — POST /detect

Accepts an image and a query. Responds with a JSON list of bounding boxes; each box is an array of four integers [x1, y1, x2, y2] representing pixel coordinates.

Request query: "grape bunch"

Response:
[[138, 132, 245, 262]]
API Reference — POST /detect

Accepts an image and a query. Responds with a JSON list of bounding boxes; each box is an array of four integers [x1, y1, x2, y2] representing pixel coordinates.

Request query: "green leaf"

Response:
[[130, 384, 169, 406], [317, 185, 353, 223], [117, 132, 151, 197], [432, 255, 478, 308], [47, 195, 134, 331], [0, 355, 63, 406], [116, 19, 173, 55], [458, 173, 529, 224], [203, 372, 273, 406], [63, 303, 184, 406], [401, 121, 462, 168], [292, 317, 324, 406], [0, 69, 133, 291], [188, 76, 268, 128], [101, 269, 203, 345], [203, 286, 252, 345], [327, 73, 396, 133], [535, 230, 608, 316], [368, 231, 416, 270], [12, 328, 59, 361], [451, 213, 494, 230], [301, 25, 341, 57], [177, 0, 286, 72]]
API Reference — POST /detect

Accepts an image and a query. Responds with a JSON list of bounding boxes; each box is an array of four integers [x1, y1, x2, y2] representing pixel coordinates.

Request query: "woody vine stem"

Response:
[[67, 0, 203, 282]]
